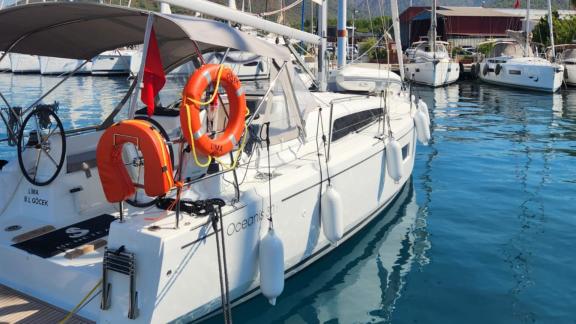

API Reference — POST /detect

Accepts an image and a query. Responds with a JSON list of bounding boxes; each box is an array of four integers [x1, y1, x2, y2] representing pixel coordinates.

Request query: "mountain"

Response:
[[129, 0, 575, 26]]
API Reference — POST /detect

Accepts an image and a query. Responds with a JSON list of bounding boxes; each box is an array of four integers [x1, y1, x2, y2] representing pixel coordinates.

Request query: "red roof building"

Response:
[[399, 6, 523, 48]]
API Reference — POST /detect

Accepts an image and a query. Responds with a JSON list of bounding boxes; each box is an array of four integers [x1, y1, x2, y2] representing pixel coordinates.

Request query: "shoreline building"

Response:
[[400, 6, 523, 48]]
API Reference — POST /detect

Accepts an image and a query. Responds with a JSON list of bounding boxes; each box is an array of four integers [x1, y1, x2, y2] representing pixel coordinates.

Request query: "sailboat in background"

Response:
[[476, 0, 564, 92], [39, 56, 92, 75], [9, 53, 40, 73], [404, 0, 459, 87]]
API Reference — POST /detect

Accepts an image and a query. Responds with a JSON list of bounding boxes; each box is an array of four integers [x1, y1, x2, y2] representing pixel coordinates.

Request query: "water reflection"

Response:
[[207, 181, 429, 324]]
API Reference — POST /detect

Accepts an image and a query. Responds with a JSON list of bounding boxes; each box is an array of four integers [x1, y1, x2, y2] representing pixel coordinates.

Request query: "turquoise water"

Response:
[[1, 73, 575, 323]]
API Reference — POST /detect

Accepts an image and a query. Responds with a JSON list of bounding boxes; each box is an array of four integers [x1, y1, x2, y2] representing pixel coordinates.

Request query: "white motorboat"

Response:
[[9, 53, 40, 73], [92, 49, 135, 75], [0, 52, 10, 71], [0, 2, 429, 323], [552, 44, 576, 86], [39, 56, 92, 75], [404, 0, 459, 87]]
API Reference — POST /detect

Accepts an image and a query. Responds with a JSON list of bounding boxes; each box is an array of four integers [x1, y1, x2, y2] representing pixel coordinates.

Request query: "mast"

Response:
[[317, 0, 328, 91], [337, 0, 347, 67], [525, 0, 530, 56], [430, 0, 437, 58], [391, 0, 405, 80], [547, 0, 555, 60]]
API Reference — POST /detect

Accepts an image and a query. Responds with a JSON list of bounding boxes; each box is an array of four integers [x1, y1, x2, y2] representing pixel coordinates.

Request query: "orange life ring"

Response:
[[96, 119, 174, 203], [180, 64, 247, 157]]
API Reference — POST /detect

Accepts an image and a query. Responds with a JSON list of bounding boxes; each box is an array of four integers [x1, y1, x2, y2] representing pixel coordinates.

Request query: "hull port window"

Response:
[[509, 70, 521, 75], [402, 144, 410, 161], [332, 108, 382, 142]]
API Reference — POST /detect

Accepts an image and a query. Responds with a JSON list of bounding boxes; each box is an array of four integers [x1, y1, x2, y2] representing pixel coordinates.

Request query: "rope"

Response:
[[58, 279, 103, 324], [211, 203, 233, 324], [183, 65, 224, 106], [262, 122, 274, 230]]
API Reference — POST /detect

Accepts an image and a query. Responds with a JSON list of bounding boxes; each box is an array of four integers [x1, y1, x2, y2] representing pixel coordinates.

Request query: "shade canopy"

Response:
[[0, 2, 291, 71]]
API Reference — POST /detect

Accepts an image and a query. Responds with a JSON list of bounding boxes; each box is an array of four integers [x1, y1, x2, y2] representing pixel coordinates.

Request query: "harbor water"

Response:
[[0, 73, 575, 323]]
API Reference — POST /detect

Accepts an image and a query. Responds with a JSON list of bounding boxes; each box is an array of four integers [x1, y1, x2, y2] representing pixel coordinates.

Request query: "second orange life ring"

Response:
[[96, 119, 174, 203], [180, 64, 247, 157]]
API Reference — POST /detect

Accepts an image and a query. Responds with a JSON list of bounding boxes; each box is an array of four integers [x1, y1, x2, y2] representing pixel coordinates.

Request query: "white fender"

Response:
[[418, 100, 430, 127], [414, 110, 431, 145], [321, 185, 344, 244], [259, 228, 284, 306], [386, 138, 403, 182]]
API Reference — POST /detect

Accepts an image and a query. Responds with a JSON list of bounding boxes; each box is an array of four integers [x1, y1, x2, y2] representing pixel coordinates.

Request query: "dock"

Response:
[[0, 284, 93, 324]]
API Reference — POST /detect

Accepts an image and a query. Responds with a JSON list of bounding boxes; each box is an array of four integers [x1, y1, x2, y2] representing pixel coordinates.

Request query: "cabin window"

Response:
[[509, 70, 521, 75], [402, 144, 410, 161], [331, 108, 382, 142]]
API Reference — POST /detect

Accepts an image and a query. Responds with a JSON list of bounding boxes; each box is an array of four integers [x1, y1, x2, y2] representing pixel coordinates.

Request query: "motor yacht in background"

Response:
[[39, 56, 92, 75], [9, 53, 40, 73], [404, 0, 459, 87], [91, 49, 135, 75]]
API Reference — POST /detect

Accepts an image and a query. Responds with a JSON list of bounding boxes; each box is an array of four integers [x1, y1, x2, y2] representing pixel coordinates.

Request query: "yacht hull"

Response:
[[91, 51, 133, 75], [478, 60, 564, 92], [565, 63, 576, 86], [100, 125, 417, 323], [9, 53, 40, 73], [404, 61, 460, 87], [0, 52, 10, 71], [39, 56, 92, 75]]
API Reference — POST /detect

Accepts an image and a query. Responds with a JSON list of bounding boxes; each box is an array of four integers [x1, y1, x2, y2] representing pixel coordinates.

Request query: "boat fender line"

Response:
[[259, 121, 285, 306], [386, 137, 404, 182], [414, 110, 431, 145], [495, 63, 502, 75], [96, 119, 174, 203], [482, 63, 489, 76], [321, 185, 344, 244], [181, 64, 247, 158]]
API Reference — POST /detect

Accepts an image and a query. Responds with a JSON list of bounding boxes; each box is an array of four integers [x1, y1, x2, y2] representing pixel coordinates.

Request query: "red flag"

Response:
[[514, 0, 520, 9], [140, 28, 166, 117]]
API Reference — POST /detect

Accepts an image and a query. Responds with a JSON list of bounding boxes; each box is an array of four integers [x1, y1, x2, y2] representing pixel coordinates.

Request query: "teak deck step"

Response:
[[0, 284, 93, 324]]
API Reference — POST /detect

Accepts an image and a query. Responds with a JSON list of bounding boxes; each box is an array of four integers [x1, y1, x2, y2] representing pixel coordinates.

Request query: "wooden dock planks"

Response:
[[0, 284, 93, 324]]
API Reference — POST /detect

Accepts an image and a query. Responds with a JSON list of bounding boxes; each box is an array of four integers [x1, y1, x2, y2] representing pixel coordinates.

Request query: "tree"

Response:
[[533, 10, 576, 46]]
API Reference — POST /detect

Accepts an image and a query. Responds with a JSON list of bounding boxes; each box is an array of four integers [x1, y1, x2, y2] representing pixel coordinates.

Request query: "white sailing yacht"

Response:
[[553, 44, 576, 86], [39, 56, 93, 75], [404, 0, 459, 87], [9, 53, 40, 73], [92, 49, 135, 75], [477, 0, 564, 92], [0, 1, 429, 323]]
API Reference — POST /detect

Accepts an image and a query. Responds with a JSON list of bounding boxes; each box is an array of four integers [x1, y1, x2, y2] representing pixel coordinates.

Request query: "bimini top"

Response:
[[0, 2, 291, 71]]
